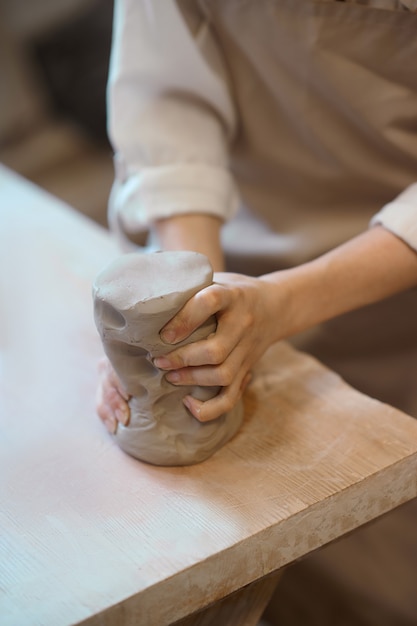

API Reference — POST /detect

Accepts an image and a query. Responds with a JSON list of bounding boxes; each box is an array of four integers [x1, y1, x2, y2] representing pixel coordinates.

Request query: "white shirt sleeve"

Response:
[[370, 183, 417, 253], [107, 0, 239, 244]]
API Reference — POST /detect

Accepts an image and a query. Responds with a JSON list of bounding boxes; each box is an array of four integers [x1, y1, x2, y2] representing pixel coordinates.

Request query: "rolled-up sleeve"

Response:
[[371, 183, 417, 253], [107, 0, 238, 242]]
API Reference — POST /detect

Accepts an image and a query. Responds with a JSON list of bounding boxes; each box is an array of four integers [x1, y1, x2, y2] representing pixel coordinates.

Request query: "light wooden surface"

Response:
[[1, 165, 417, 626], [172, 571, 282, 626]]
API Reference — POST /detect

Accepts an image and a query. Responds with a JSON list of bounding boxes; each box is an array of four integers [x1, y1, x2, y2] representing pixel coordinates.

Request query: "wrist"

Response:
[[260, 226, 417, 342], [153, 214, 225, 271], [259, 268, 316, 341]]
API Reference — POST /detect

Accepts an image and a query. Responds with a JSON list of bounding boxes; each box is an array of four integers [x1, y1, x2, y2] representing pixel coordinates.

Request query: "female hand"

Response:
[[153, 272, 282, 423], [96, 357, 131, 433], [96, 225, 417, 429], [95, 272, 284, 428]]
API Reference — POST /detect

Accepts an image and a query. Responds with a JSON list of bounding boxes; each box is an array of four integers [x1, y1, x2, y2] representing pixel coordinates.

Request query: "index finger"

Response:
[[160, 283, 227, 345]]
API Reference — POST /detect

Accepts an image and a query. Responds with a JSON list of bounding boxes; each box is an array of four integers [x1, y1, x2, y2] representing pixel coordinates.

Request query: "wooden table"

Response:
[[1, 165, 417, 626]]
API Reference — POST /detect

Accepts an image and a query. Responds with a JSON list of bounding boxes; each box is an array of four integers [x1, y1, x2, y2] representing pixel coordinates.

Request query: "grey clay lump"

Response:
[[92, 251, 243, 466]]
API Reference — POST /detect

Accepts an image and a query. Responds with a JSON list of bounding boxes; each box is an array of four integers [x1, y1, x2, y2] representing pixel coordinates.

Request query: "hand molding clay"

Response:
[[93, 251, 243, 466]]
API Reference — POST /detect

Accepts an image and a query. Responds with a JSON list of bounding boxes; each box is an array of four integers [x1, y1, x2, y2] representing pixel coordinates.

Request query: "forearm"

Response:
[[108, 1, 237, 256], [153, 214, 225, 272], [262, 225, 417, 340]]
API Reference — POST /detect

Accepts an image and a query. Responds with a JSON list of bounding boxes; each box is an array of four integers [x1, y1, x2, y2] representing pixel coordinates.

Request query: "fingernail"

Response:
[[104, 417, 117, 434], [161, 329, 176, 344], [166, 371, 180, 383], [183, 396, 202, 419], [115, 408, 129, 426], [153, 357, 172, 369]]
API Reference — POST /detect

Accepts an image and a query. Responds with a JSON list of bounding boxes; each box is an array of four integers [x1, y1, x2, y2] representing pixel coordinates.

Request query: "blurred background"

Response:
[[0, 0, 115, 226]]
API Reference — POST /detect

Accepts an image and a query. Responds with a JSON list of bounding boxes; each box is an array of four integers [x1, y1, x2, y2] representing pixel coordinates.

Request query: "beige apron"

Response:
[[177, 1, 417, 623], [179, 0, 417, 417]]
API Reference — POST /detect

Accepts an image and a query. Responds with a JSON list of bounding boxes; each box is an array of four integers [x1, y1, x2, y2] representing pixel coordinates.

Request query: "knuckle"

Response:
[[218, 364, 234, 386], [103, 385, 117, 404], [219, 395, 235, 414], [171, 351, 186, 368], [202, 287, 222, 311], [241, 310, 255, 331], [205, 342, 227, 365], [229, 284, 241, 300]]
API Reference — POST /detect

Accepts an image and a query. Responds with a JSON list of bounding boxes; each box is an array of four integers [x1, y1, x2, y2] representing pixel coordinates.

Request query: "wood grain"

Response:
[[1, 166, 417, 626]]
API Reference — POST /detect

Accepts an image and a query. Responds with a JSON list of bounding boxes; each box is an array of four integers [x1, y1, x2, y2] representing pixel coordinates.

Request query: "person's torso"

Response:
[[180, 0, 417, 271]]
